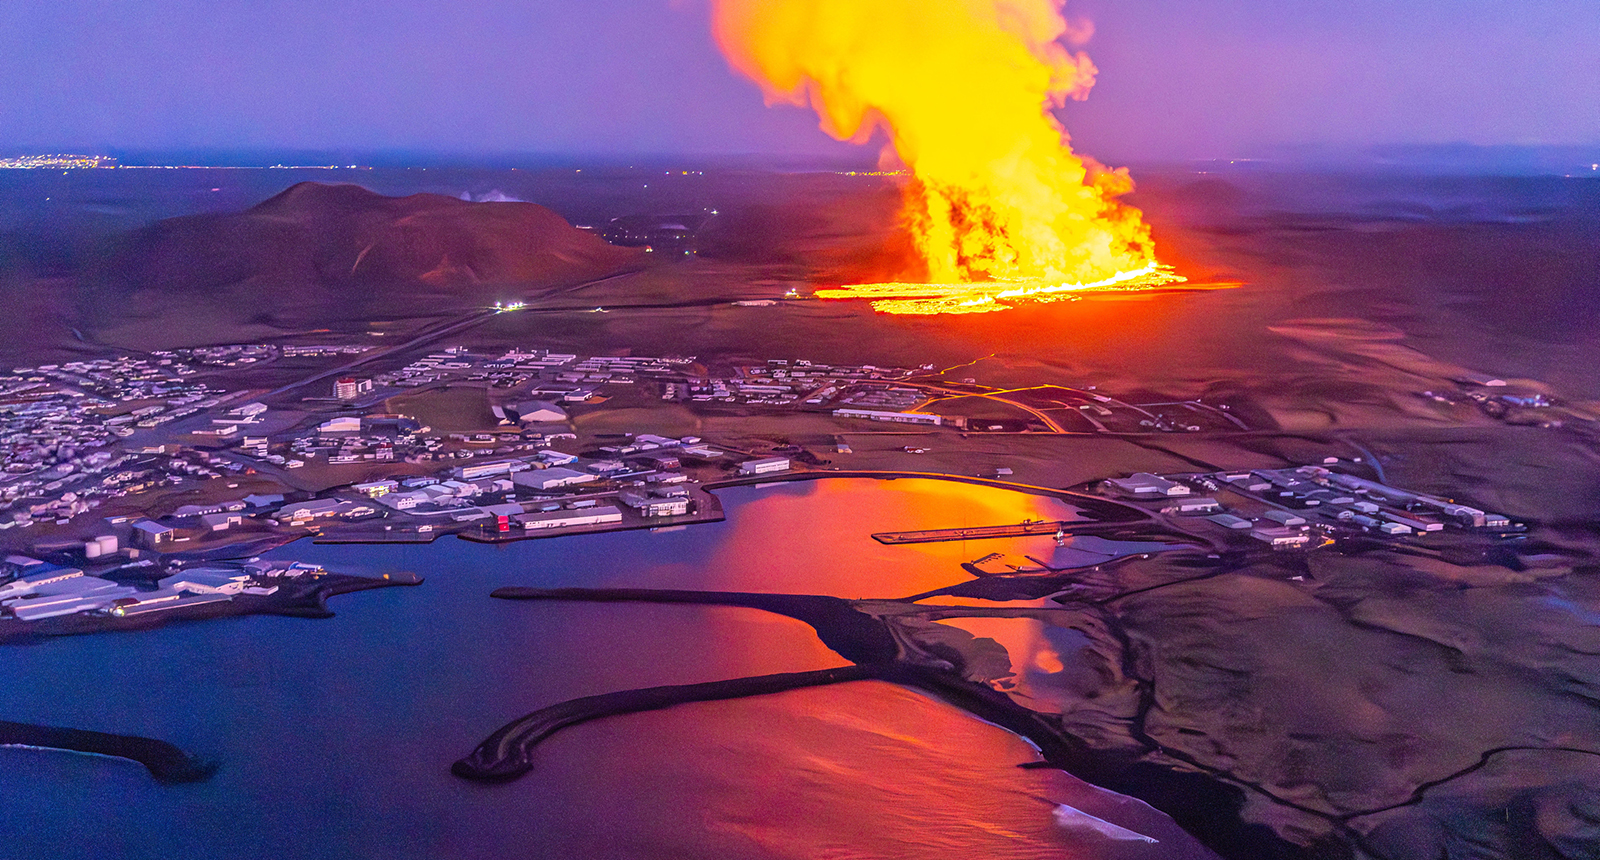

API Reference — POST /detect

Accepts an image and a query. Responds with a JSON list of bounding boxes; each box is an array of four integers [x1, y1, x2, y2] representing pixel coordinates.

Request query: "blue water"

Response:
[[0, 479, 1210, 860]]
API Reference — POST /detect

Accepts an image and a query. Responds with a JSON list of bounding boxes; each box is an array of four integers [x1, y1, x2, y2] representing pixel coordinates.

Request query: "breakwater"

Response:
[[0, 720, 215, 783]]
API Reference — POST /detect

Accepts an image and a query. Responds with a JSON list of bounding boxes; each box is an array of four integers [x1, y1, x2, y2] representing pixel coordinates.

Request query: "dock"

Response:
[[872, 520, 1118, 545], [313, 531, 440, 545]]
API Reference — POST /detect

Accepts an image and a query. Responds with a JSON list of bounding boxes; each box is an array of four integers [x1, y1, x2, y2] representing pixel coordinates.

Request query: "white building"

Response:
[[619, 490, 690, 518], [334, 378, 372, 400], [1166, 497, 1222, 514], [275, 499, 370, 523], [513, 467, 598, 491], [738, 457, 790, 476], [1251, 528, 1311, 548], [1106, 473, 1191, 497], [505, 400, 567, 423], [0, 567, 84, 601], [452, 460, 529, 482], [517, 505, 624, 530], [353, 480, 400, 498], [199, 512, 244, 532], [832, 408, 941, 426], [164, 569, 251, 595], [1207, 513, 1252, 530], [131, 520, 177, 548], [318, 416, 362, 434], [534, 449, 579, 467], [582, 459, 628, 474], [378, 491, 428, 511], [1, 570, 137, 621]]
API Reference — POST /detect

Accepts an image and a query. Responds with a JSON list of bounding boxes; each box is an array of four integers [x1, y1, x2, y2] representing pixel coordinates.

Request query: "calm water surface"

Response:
[[0, 479, 1209, 860]]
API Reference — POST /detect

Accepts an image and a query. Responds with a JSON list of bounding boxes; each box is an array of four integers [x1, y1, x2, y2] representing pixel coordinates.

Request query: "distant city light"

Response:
[[0, 154, 116, 169], [0, 154, 371, 170]]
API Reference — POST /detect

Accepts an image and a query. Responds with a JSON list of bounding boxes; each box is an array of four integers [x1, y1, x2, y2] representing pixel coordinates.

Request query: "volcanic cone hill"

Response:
[[79, 182, 644, 345]]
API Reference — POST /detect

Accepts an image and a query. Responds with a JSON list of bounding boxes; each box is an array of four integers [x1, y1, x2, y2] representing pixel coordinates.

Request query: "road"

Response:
[[902, 383, 1075, 433], [264, 308, 499, 400], [261, 277, 813, 402]]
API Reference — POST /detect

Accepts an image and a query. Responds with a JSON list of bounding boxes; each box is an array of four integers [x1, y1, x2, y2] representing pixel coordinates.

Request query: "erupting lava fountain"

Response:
[[710, 0, 1185, 314]]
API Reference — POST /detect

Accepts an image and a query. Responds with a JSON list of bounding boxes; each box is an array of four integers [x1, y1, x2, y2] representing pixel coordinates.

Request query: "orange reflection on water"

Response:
[[535, 480, 1218, 857], [602, 681, 1212, 858], [933, 614, 1097, 715], [703, 479, 1081, 598]]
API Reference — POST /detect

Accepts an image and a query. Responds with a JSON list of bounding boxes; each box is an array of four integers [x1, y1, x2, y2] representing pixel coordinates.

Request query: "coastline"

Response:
[[289, 467, 1146, 550], [0, 469, 1128, 644], [457, 585, 1306, 859], [0, 720, 215, 783]]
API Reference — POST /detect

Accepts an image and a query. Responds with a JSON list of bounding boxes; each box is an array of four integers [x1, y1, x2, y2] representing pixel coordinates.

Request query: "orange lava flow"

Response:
[[814, 264, 1187, 315], [710, 0, 1183, 314]]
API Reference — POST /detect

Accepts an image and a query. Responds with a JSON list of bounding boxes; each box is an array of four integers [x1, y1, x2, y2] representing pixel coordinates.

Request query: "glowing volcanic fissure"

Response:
[[709, 0, 1184, 314]]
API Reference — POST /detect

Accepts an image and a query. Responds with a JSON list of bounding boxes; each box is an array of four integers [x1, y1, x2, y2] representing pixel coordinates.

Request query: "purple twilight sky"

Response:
[[0, 0, 1595, 161]]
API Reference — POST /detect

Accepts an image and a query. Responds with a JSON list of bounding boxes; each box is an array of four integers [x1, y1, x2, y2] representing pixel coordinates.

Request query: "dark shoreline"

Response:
[[32, 470, 1135, 559], [289, 469, 1133, 551], [455, 506, 726, 545], [0, 720, 215, 783], [458, 586, 1314, 860]]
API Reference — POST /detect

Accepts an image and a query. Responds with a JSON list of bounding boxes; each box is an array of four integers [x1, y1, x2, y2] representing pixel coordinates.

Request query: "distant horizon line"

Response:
[[1, 142, 1597, 176]]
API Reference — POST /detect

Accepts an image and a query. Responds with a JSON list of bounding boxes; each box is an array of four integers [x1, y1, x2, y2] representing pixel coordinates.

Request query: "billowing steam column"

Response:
[[710, 0, 1184, 314]]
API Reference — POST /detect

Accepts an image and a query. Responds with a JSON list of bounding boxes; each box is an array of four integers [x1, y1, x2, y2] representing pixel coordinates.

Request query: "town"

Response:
[[0, 336, 1261, 552], [0, 333, 1525, 635], [1099, 462, 1519, 550]]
